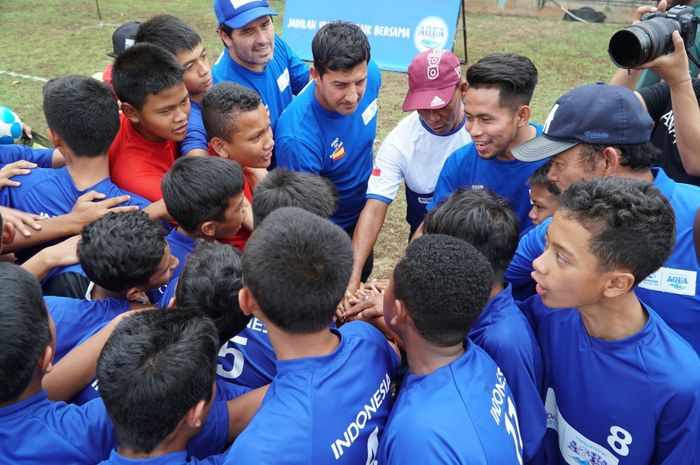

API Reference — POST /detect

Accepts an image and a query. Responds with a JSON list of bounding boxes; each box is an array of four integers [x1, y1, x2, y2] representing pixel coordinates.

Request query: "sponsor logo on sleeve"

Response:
[[277, 68, 290, 93], [362, 98, 378, 126], [638, 266, 697, 296]]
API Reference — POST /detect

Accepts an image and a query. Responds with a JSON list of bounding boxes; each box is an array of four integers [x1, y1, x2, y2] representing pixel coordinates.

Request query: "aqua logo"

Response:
[[667, 275, 688, 290], [413, 16, 449, 52]]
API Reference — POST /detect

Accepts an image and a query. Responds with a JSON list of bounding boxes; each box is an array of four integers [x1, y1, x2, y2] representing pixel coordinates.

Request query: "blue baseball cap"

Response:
[[213, 0, 277, 29], [512, 83, 653, 162]]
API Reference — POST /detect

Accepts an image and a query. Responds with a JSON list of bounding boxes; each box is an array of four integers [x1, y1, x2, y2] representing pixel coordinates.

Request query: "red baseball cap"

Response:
[[402, 49, 462, 111]]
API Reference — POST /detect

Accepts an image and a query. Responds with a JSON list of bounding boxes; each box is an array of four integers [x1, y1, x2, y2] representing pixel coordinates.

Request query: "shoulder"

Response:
[[340, 321, 398, 365]]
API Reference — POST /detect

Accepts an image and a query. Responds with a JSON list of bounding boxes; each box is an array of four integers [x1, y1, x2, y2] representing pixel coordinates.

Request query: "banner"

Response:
[[281, 0, 462, 73]]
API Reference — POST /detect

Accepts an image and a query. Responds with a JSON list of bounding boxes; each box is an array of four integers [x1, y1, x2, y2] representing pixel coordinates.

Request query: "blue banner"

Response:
[[281, 0, 462, 72]]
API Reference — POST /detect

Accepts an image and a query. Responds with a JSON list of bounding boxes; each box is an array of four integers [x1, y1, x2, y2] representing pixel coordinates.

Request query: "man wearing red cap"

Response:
[[347, 49, 470, 294]]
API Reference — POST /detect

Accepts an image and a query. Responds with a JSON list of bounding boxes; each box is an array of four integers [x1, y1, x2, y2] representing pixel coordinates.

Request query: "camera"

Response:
[[608, 5, 698, 68]]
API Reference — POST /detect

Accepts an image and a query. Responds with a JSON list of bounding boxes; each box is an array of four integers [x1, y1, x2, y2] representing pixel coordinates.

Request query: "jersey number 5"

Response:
[[216, 335, 248, 379]]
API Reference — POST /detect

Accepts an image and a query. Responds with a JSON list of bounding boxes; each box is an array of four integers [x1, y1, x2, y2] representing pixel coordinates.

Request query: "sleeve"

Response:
[[60, 399, 116, 461], [426, 155, 458, 212], [365, 134, 406, 204], [654, 372, 700, 465], [504, 218, 549, 291], [379, 423, 462, 465], [186, 400, 230, 459], [283, 40, 311, 95], [179, 114, 209, 155], [638, 82, 671, 120], [342, 321, 400, 372], [275, 134, 324, 175], [0, 144, 54, 168]]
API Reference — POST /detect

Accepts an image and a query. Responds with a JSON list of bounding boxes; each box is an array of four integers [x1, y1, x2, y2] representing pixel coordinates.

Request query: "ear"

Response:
[[239, 287, 259, 317], [210, 137, 230, 158], [199, 220, 217, 239], [391, 298, 410, 327], [120, 102, 141, 126], [515, 105, 532, 127], [310, 66, 321, 82], [184, 399, 207, 429], [2, 221, 16, 247], [125, 287, 147, 303], [603, 271, 636, 299], [46, 128, 63, 149], [218, 29, 234, 48], [38, 344, 54, 375], [459, 81, 468, 102], [601, 147, 622, 175]]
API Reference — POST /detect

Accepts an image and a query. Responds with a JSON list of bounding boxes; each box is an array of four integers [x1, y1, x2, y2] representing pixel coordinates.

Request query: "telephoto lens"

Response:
[[608, 17, 679, 68]]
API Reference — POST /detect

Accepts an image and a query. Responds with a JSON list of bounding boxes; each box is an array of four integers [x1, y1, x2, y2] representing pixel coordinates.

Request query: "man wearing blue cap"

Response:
[[212, 0, 310, 131], [508, 82, 700, 356]]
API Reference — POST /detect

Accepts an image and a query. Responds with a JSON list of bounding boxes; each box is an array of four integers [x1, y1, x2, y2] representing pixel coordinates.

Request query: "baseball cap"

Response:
[[402, 49, 462, 112], [108, 21, 140, 58], [213, 0, 277, 29], [512, 82, 653, 162]]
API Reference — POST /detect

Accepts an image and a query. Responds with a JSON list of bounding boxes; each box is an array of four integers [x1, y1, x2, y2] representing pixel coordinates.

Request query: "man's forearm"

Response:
[[349, 200, 389, 290], [670, 78, 700, 175], [3, 214, 79, 252]]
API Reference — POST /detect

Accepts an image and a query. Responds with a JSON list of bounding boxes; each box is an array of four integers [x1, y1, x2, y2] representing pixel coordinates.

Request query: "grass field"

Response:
[[0, 1, 623, 278]]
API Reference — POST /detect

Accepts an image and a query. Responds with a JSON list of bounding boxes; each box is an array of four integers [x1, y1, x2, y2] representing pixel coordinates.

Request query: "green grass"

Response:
[[0, 1, 622, 278]]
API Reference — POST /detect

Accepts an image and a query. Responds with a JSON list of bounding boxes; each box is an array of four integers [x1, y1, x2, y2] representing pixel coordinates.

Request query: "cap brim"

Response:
[[223, 7, 278, 29], [512, 136, 578, 162], [402, 85, 456, 112]]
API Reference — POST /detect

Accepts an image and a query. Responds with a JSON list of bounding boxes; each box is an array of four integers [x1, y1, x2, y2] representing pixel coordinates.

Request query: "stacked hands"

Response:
[[337, 278, 389, 324]]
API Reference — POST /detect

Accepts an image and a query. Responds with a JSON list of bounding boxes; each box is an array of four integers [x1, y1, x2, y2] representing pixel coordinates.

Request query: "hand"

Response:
[[633, 0, 666, 23], [344, 294, 384, 321], [0, 160, 37, 188], [0, 206, 44, 238], [68, 191, 139, 229], [637, 31, 691, 84], [21, 122, 33, 140]]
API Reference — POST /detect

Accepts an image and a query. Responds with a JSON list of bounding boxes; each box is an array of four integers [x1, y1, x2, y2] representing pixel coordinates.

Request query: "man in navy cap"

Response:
[[508, 82, 700, 355], [212, 0, 309, 131]]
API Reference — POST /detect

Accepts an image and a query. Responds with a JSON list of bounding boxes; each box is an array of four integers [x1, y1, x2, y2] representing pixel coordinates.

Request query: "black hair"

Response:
[[252, 169, 338, 227], [423, 188, 519, 279], [135, 15, 202, 55], [578, 142, 656, 173], [0, 262, 50, 403], [201, 82, 262, 141], [312, 21, 370, 76], [97, 308, 218, 453], [161, 156, 244, 233], [242, 207, 352, 333], [527, 161, 561, 196], [78, 211, 167, 292], [42, 76, 119, 157], [112, 43, 185, 109], [559, 177, 675, 285], [466, 53, 538, 110], [393, 235, 493, 346], [175, 240, 251, 345]]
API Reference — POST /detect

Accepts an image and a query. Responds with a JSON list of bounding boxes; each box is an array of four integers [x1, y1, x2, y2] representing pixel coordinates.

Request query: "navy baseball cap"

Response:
[[213, 0, 277, 29], [108, 21, 140, 58], [512, 83, 653, 162]]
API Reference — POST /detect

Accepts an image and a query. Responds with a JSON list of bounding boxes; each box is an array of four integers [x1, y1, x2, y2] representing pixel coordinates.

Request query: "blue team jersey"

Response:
[[180, 101, 208, 156], [0, 166, 150, 216], [216, 317, 276, 389], [525, 297, 700, 465], [468, 284, 546, 463], [275, 61, 381, 228], [505, 168, 700, 354], [45, 295, 130, 363], [377, 341, 525, 465], [0, 144, 54, 168], [212, 35, 310, 130], [223, 321, 399, 465], [0, 391, 115, 464], [99, 449, 225, 465], [427, 123, 545, 231]]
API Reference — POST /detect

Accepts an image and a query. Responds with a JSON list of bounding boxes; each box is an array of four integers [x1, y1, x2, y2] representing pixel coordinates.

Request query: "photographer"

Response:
[[610, 0, 700, 186]]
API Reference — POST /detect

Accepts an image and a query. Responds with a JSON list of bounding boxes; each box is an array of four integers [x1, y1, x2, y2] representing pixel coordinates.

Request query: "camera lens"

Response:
[[608, 17, 680, 68]]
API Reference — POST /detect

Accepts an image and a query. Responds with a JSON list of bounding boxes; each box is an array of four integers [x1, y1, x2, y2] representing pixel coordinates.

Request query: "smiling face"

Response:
[[464, 86, 522, 161], [222, 16, 275, 72], [128, 82, 191, 143], [175, 44, 212, 99], [214, 104, 274, 169], [531, 210, 609, 309], [312, 61, 368, 115]]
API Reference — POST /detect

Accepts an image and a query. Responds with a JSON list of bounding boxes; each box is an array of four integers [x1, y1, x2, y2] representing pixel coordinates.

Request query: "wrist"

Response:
[[670, 76, 692, 87]]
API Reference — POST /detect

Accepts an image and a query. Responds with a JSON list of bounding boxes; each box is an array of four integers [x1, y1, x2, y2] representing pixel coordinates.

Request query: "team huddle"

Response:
[[1, 0, 700, 464]]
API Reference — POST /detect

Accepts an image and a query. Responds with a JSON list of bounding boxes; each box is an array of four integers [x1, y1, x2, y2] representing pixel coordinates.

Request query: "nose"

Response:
[[426, 110, 442, 126], [467, 119, 482, 137], [264, 128, 274, 150], [528, 206, 537, 222]]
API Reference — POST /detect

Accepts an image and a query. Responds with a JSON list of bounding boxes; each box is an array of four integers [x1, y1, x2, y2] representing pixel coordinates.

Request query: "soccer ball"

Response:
[[0, 105, 23, 145]]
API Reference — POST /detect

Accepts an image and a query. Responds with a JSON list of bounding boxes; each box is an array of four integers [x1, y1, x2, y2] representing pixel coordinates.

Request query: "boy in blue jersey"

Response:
[[212, 0, 309, 131], [525, 177, 700, 465], [275, 21, 381, 281], [428, 53, 546, 231], [136, 15, 213, 157], [46, 211, 178, 362], [378, 234, 525, 465], [96, 309, 226, 465], [224, 207, 399, 464], [526, 163, 560, 226], [422, 188, 546, 464], [510, 83, 700, 354], [0, 76, 147, 257], [214, 169, 338, 390]]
